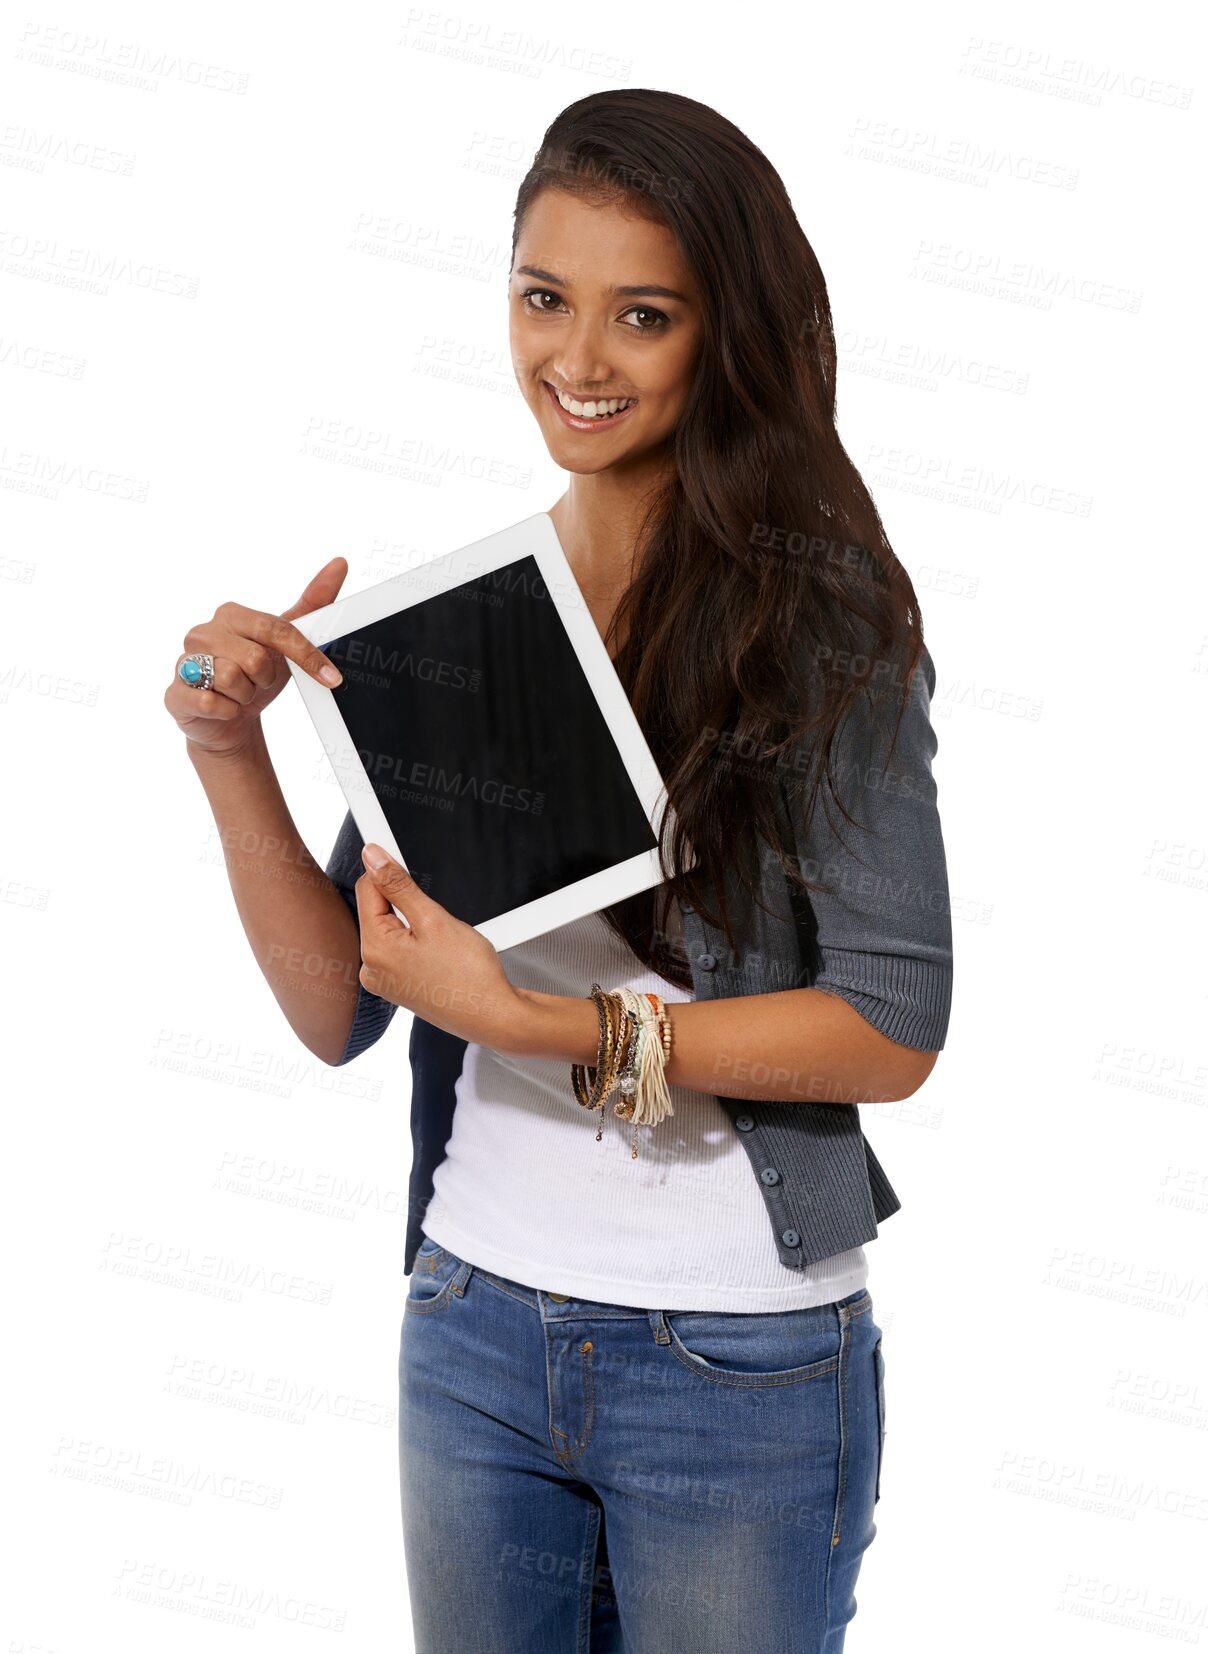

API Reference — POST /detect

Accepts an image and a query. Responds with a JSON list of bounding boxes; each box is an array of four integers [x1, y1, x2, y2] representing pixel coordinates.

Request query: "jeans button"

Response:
[[547, 1292, 570, 1303]]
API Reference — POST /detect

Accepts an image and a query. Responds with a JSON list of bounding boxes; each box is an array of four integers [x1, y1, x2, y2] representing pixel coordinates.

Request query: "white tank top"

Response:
[[420, 903, 869, 1312]]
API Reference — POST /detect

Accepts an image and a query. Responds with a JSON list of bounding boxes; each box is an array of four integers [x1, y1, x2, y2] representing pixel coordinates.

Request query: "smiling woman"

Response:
[[168, 82, 952, 1654], [367, 88, 951, 1654]]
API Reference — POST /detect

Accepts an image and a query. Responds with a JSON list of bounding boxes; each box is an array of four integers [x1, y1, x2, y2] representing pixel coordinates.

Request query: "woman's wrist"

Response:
[[186, 720, 269, 774], [500, 987, 601, 1064]]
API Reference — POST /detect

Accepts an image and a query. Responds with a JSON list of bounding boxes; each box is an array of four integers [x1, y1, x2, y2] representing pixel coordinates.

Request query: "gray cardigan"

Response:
[[327, 643, 953, 1276]]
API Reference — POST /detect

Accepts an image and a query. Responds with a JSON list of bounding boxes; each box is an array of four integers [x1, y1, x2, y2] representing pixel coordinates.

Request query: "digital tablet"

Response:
[[287, 511, 693, 949]]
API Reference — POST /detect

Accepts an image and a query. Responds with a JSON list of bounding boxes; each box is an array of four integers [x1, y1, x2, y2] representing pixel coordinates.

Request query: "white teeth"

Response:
[[555, 388, 635, 419]]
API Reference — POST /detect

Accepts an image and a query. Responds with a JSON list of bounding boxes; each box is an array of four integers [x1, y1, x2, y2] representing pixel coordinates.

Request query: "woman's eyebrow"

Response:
[[515, 263, 688, 303]]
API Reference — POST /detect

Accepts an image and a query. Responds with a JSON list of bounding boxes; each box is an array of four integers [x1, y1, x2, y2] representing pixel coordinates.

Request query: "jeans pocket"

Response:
[[873, 1335, 886, 1503], [662, 1303, 843, 1387], [406, 1240, 466, 1315]]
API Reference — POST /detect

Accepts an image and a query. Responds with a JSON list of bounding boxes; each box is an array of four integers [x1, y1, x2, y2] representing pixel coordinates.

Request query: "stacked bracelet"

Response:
[[570, 984, 675, 1159], [571, 985, 630, 1138]]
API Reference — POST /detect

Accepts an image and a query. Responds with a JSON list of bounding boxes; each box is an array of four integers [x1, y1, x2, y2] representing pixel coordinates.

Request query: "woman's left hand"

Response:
[[353, 844, 528, 1048]]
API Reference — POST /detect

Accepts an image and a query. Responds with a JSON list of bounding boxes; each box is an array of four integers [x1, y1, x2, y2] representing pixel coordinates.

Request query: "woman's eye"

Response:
[[521, 288, 564, 314], [621, 306, 670, 331]]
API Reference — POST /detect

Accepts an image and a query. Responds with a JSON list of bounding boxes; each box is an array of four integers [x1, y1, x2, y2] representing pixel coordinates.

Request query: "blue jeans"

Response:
[[397, 1234, 886, 1652]]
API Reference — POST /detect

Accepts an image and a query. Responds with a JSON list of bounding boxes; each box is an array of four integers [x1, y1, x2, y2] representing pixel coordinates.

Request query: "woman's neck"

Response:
[[548, 469, 669, 655]]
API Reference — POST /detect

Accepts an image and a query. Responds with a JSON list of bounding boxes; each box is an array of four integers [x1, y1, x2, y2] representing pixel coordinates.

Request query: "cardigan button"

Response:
[[781, 1229, 801, 1248], [696, 952, 717, 970], [760, 1167, 781, 1185], [735, 1115, 755, 1132]]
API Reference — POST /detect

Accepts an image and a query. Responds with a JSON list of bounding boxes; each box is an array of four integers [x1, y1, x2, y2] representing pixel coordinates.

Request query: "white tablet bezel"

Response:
[[287, 510, 692, 950]]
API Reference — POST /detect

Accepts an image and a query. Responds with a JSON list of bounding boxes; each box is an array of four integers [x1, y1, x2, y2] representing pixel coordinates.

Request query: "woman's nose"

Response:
[[551, 321, 614, 392]]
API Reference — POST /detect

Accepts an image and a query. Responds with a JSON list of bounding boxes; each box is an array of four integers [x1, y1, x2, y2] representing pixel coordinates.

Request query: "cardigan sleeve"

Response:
[[788, 641, 953, 1051], [324, 808, 400, 1066]]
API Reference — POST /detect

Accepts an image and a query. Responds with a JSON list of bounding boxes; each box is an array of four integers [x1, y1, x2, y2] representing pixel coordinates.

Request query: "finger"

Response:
[[281, 557, 348, 623], [163, 677, 244, 722], [354, 868, 394, 921], [189, 604, 342, 689], [170, 652, 258, 706], [354, 860, 415, 936], [179, 626, 281, 693], [179, 626, 282, 693], [362, 845, 432, 920]]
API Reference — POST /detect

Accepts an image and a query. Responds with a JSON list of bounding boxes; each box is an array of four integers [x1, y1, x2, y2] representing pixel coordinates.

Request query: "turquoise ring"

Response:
[[178, 652, 215, 690]]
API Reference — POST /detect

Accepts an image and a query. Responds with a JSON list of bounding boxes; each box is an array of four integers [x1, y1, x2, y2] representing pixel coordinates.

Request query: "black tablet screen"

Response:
[[321, 555, 659, 927]]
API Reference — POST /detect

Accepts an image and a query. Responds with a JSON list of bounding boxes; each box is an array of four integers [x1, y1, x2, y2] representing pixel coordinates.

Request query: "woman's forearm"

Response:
[[186, 722, 362, 1066], [510, 984, 937, 1106]]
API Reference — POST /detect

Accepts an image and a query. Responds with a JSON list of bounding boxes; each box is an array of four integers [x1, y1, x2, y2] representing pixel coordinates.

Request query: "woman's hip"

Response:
[[399, 1236, 883, 1507]]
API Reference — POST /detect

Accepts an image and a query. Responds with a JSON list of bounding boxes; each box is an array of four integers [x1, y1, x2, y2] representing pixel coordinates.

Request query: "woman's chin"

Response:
[[540, 437, 632, 476]]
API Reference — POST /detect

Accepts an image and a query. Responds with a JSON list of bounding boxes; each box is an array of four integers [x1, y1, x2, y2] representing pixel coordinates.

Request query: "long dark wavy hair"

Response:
[[511, 89, 927, 990]]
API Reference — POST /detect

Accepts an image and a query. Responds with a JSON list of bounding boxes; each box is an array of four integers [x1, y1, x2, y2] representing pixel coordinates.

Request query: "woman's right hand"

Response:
[[164, 556, 349, 759]]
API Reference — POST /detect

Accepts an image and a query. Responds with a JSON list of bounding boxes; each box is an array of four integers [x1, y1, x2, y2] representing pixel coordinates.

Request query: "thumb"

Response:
[[281, 556, 348, 622], [358, 845, 426, 933], [362, 844, 427, 897]]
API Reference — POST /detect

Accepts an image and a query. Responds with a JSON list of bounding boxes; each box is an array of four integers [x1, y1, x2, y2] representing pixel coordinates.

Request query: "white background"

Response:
[[3, 1, 1205, 1648]]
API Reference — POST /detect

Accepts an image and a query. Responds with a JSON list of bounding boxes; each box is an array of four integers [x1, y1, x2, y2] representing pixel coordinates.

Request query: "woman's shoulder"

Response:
[[788, 609, 936, 728]]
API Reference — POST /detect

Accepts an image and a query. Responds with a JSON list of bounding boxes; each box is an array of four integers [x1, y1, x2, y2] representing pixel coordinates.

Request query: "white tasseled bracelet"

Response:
[[614, 986, 674, 1139]]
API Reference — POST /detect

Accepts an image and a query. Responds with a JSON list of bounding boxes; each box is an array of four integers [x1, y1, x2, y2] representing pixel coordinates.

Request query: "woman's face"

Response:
[[509, 188, 703, 476]]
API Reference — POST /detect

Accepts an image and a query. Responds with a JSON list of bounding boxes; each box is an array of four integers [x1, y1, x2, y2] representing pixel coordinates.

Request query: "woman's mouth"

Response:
[[543, 380, 639, 432]]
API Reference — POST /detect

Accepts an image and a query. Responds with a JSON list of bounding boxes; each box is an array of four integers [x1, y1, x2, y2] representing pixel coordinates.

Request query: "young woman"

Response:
[[167, 89, 953, 1654]]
